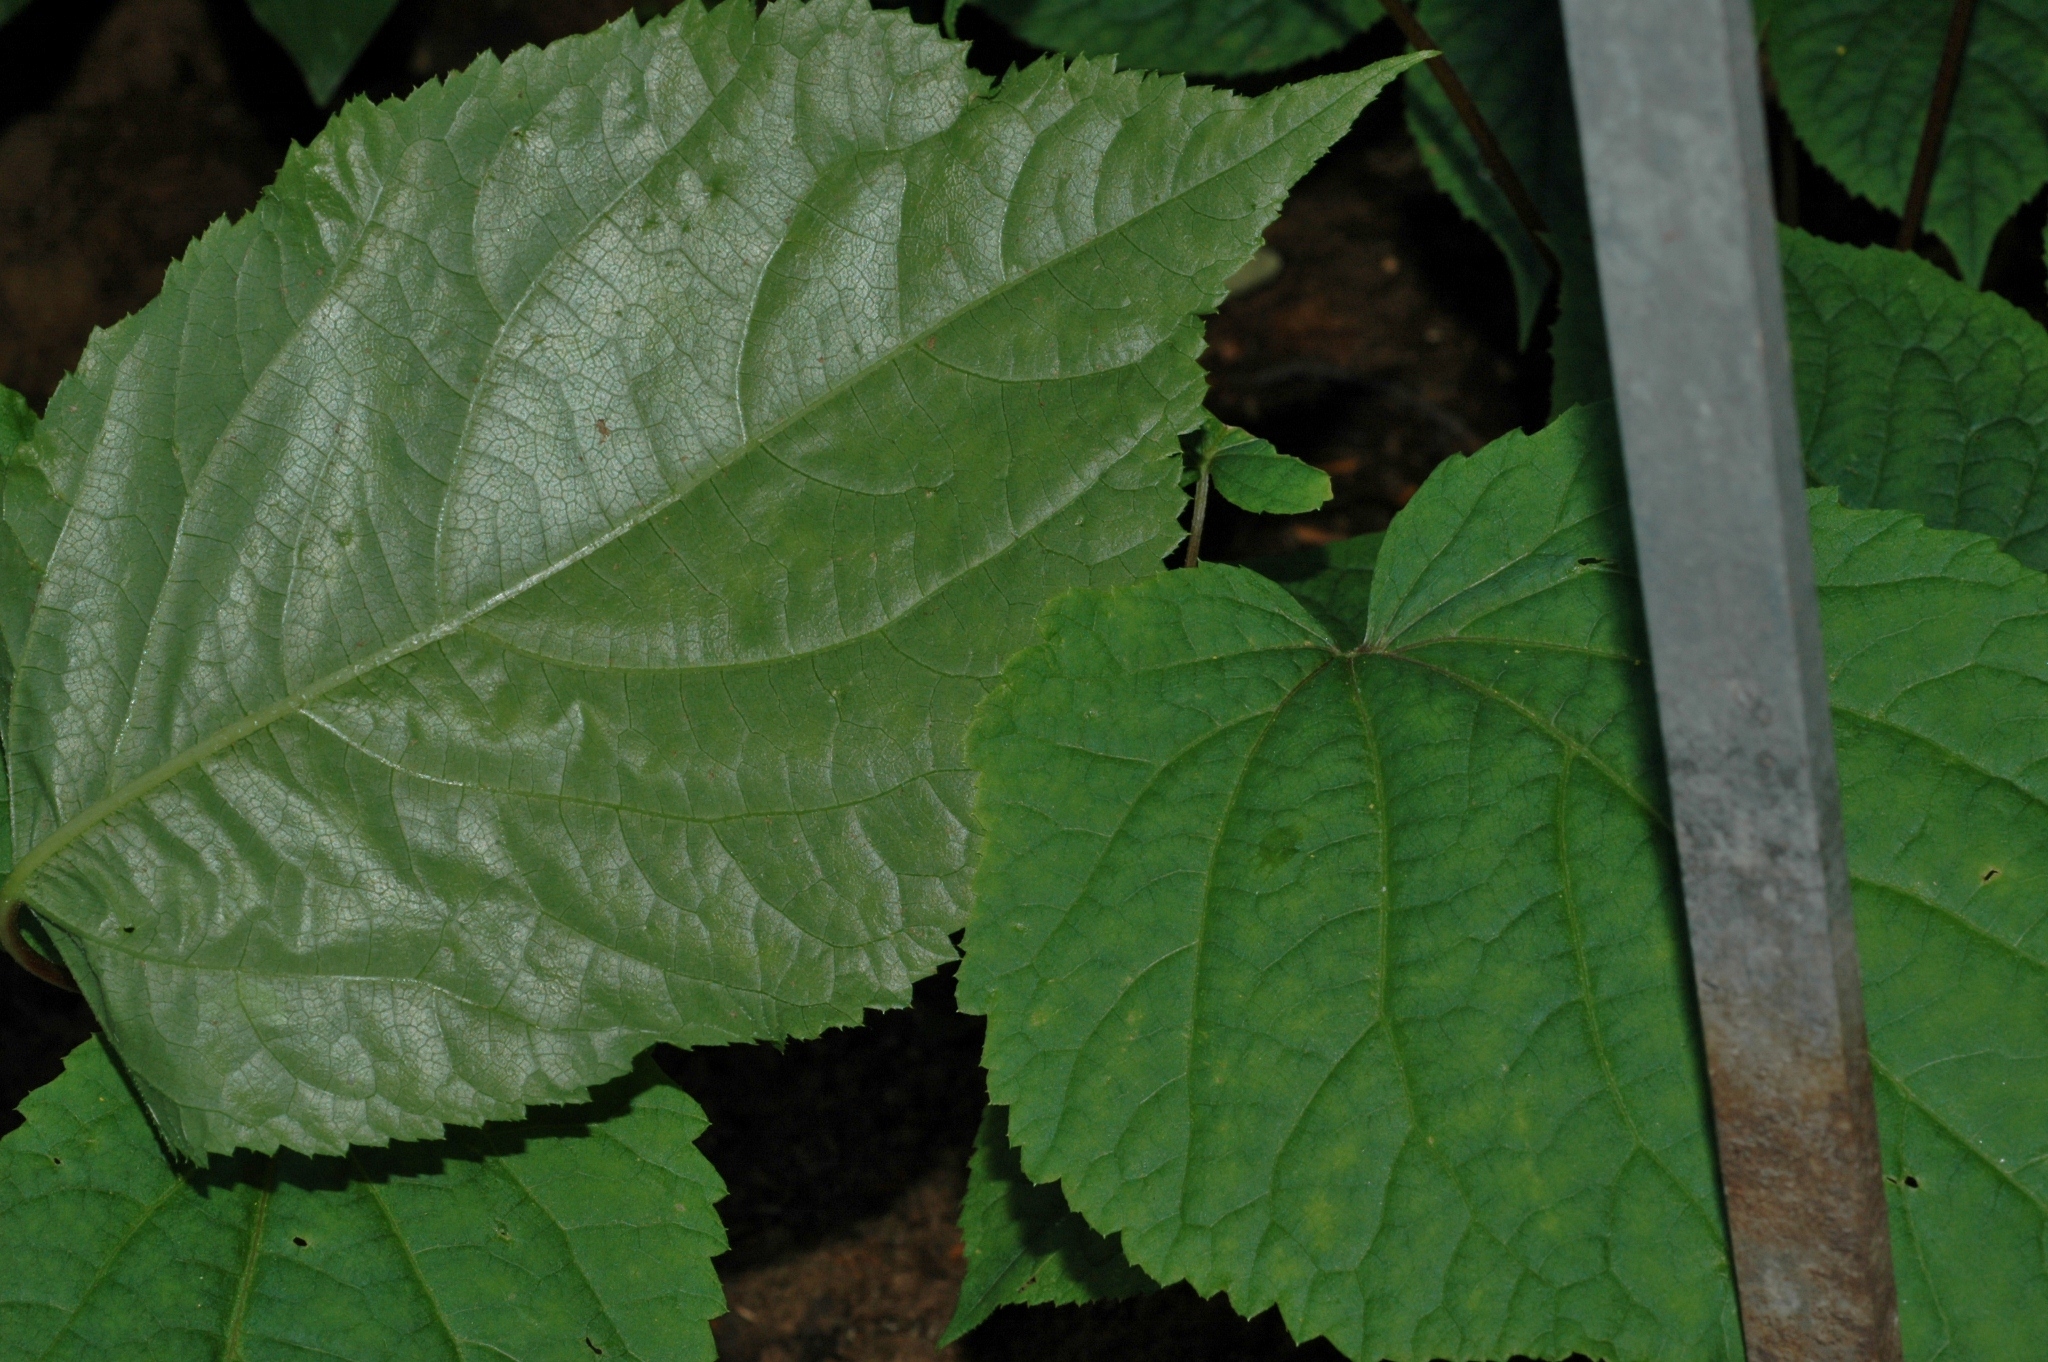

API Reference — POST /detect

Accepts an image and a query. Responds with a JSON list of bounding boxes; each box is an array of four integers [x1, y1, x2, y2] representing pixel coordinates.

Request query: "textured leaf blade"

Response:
[[0, 1037, 727, 1361], [961, 405, 2048, 1359], [1405, 0, 1608, 411], [1812, 501, 2048, 1362], [246, 0, 404, 104], [1768, 0, 2048, 285], [1782, 228, 2048, 569], [972, 0, 1382, 75], [942, 1105, 1156, 1345], [8, 0, 1412, 1157]]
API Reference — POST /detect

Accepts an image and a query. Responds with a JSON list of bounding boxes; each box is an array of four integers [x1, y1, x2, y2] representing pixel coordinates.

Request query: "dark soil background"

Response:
[[0, 1, 2008, 1359]]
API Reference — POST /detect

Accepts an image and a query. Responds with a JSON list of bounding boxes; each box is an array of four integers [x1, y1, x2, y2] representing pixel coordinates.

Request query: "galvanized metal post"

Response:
[[1554, 2, 1904, 1358]]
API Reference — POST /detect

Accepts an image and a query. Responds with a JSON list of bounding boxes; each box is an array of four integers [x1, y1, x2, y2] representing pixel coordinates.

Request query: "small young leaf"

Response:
[[942, 1105, 1156, 1344], [0, 1037, 727, 1362], [1404, 0, 1608, 411], [1767, 0, 2048, 286], [971, 0, 1382, 75], [5, 0, 1417, 1158], [1782, 228, 2048, 569], [246, 0, 405, 105], [1200, 421, 1332, 514], [962, 404, 2048, 1359]]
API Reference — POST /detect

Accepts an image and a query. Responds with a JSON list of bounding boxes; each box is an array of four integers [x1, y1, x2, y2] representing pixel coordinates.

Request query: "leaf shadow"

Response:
[[123, 1049, 669, 1199]]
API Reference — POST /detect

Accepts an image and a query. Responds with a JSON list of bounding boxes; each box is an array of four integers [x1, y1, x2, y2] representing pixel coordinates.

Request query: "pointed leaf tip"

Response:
[[9, 0, 1401, 1155], [943, 1105, 1155, 1343]]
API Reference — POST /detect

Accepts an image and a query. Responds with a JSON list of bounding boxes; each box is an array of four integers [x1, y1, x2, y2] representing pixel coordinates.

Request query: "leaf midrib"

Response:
[[351, 1158, 468, 1361], [1372, 645, 1666, 825], [7, 68, 1363, 918], [219, 1158, 278, 1362], [1550, 747, 1723, 1238], [306, 708, 950, 824]]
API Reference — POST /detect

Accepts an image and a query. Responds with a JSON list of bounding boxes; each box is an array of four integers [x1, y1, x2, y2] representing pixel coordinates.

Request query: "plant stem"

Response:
[[2, 901, 77, 991], [1897, 0, 1978, 252], [1377, 0, 1560, 288], [1184, 468, 1212, 568]]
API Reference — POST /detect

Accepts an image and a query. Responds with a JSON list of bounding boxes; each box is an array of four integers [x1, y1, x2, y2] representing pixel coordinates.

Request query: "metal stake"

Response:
[[1554, 1, 1903, 1357]]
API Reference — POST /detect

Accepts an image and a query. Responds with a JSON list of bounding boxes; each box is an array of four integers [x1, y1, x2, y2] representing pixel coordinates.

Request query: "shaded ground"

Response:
[[0, 2, 1540, 1359]]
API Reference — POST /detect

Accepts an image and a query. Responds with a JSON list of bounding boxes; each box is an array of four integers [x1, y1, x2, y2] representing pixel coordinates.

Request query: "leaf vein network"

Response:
[[8, 60, 1341, 909]]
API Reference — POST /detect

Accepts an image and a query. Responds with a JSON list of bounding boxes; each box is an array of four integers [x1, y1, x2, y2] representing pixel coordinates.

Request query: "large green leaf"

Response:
[[942, 1104, 1157, 1344], [247, 0, 405, 104], [0, 1037, 727, 1361], [1782, 227, 2048, 569], [960, 404, 2048, 1359], [970, 0, 1382, 75], [1767, 0, 2048, 285], [946, 537, 1385, 1342], [3, 0, 1415, 1158], [1405, 0, 1607, 412]]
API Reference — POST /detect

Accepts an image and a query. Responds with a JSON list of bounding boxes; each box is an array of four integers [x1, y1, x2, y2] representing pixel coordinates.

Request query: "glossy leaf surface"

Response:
[[5, 0, 1412, 1156], [961, 405, 2048, 1359], [1767, 0, 2048, 284], [247, 0, 405, 104], [1782, 228, 2048, 569], [972, 0, 1381, 75], [942, 1105, 1156, 1344], [0, 1038, 727, 1361]]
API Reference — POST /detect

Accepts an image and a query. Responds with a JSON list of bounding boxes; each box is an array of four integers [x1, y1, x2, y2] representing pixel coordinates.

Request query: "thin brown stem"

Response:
[[1897, 0, 1979, 251], [2, 899, 77, 990], [1184, 468, 1212, 568], [1377, 0, 1560, 288]]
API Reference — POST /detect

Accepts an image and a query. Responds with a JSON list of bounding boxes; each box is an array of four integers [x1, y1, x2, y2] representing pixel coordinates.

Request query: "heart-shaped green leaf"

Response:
[[0, 1038, 727, 1361], [3, 0, 1418, 1157], [961, 404, 2048, 1359], [1767, 0, 2048, 284]]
